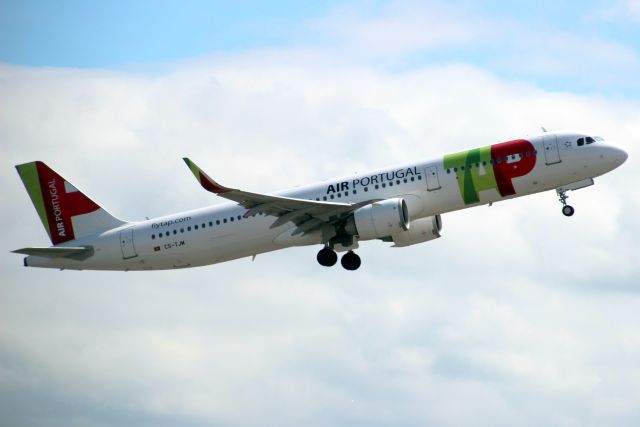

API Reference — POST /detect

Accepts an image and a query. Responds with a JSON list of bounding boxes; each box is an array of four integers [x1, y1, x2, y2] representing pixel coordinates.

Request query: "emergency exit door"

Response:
[[425, 166, 441, 191]]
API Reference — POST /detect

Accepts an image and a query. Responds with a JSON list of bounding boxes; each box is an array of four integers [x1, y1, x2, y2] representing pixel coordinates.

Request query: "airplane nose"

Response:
[[615, 147, 629, 166]]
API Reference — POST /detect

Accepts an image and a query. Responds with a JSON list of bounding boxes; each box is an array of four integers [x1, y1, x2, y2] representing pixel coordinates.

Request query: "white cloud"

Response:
[[591, 0, 640, 22], [312, 0, 493, 56], [1, 27, 640, 427]]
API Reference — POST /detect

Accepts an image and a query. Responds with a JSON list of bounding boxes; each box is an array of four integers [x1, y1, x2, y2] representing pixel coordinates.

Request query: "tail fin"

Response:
[[15, 161, 126, 245]]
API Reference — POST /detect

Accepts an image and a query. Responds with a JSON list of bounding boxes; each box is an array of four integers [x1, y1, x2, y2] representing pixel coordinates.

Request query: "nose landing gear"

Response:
[[316, 247, 361, 270], [557, 189, 575, 217]]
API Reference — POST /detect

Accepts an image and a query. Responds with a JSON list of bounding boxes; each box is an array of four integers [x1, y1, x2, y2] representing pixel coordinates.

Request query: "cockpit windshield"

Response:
[[577, 135, 604, 146]]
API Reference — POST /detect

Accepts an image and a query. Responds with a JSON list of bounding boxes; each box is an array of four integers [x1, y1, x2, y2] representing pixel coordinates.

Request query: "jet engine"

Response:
[[391, 215, 442, 247], [347, 198, 410, 240]]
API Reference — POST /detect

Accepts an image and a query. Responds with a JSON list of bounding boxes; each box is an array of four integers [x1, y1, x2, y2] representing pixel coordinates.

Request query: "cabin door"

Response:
[[119, 227, 138, 259]]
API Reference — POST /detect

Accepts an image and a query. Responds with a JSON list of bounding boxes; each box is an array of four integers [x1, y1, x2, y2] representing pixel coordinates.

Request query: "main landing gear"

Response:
[[557, 189, 575, 217], [317, 247, 361, 271]]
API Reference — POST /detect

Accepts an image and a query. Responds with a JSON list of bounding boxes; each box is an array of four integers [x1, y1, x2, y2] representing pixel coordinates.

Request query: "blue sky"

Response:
[[2, 0, 639, 97], [0, 0, 342, 67], [3, 1, 638, 68]]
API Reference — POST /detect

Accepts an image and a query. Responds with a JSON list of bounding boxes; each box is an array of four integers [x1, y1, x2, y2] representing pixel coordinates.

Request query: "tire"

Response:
[[317, 247, 338, 267], [341, 251, 361, 271], [562, 205, 575, 217]]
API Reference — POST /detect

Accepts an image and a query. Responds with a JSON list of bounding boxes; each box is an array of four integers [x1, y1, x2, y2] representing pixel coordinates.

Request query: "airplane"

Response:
[[12, 131, 627, 271]]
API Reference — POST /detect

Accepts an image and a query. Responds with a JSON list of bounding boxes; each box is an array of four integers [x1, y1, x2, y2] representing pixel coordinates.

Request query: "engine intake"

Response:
[[350, 198, 410, 240]]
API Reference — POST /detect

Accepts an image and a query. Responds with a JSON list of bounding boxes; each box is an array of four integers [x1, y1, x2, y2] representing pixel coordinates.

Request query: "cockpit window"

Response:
[[594, 136, 605, 142], [586, 136, 595, 144], [577, 137, 584, 146]]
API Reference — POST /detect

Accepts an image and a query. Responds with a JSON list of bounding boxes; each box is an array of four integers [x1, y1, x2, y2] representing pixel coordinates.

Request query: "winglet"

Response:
[[182, 158, 233, 194]]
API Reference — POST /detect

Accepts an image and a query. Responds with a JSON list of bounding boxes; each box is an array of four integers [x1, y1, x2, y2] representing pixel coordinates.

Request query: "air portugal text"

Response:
[[326, 167, 420, 194], [444, 139, 537, 205]]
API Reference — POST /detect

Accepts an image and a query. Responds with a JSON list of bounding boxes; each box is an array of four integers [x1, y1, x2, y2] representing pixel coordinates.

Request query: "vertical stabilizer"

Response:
[[15, 161, 126, 245]]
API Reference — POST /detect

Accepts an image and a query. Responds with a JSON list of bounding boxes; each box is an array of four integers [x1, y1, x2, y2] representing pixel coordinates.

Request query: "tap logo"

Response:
[[444, 139, 537, 205]]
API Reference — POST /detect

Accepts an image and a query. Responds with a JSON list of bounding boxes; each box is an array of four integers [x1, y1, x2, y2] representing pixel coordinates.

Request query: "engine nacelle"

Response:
[[391, 215, 442, 247], [350, 198, 410, 240]]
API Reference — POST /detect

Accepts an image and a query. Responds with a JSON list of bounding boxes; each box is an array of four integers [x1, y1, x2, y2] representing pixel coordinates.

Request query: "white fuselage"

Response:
[[24, 132, 627, 271]]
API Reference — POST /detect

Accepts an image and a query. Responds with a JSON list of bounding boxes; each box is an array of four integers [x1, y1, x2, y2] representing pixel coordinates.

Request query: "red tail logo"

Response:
[[36, 162, 101, 244]]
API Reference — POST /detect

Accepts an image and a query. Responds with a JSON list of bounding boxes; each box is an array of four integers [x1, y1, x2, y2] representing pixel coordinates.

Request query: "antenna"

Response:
[[541, 126, 548, 132]]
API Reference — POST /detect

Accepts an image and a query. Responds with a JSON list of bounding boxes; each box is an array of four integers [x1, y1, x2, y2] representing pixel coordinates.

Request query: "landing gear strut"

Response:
[[557, 189, 575, 217]]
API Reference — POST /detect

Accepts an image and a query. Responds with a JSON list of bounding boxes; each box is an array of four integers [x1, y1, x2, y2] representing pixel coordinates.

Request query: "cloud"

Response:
[[307, 0, 640, 95], [591, 0, 640, 22], [1, 23, 640, 427], [312, 0, 493, 56]]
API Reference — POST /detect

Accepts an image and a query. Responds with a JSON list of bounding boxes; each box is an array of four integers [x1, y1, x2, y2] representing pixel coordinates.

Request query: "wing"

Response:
[[183, 158, 370, 235]]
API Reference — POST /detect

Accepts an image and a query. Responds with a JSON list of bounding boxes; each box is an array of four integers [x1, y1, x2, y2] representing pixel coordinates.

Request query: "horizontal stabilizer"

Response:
[[12, 246, 94, 260]]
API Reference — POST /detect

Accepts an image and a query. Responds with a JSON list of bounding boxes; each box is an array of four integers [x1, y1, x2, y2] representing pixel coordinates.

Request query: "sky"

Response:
[[1, 1, 640, 426]]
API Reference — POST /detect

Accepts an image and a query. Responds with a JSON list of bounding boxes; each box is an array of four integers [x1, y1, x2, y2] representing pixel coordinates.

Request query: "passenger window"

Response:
[[417, 175, 422, 180], [323, 196, 327, 201], [209, 221, 213, 226], [223, 219, 227, 223], [382, 183, 386, 188], [230, 217, 234, 222], [345, 191, 349, 195], [151, 234, 155, 239], [187, 226, 191, 231], [337, 193, 341, 198], [238, 215, 241, 220], [353, 189, 357, 194], [411, 177, 415, 181], [173, 230, 177, 235], [330, 194, 334, 199], [194, 225, 198, 230], [374, 185, 379, 189], [577, 138, 584, 146], [396, 180, 400, 184], [180, 228, 184, 233], [364, 187, 368, 192], [216, 220, 220, 225], [403, 178, 408, 183]]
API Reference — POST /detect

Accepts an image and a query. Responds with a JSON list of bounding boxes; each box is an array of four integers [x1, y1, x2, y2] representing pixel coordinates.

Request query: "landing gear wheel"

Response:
[[557, 189, 575, 217], [341, 251, 361, 271], [317, 247, 337, 267], [562, 205, 575, 217]]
